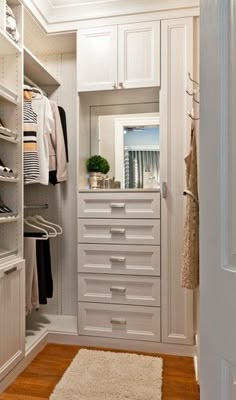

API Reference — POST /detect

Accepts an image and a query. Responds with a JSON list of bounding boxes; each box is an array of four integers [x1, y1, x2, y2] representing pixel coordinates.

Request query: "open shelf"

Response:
[[24, 46, 61, 88], [0, 29, 22, 55], [0, 84, 18, 104], [0, 248, 18, 264], [26, 314, 77, 354]]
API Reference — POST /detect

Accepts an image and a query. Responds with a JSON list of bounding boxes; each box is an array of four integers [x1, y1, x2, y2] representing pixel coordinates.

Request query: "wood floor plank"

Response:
[[0, 344, 200, 400]]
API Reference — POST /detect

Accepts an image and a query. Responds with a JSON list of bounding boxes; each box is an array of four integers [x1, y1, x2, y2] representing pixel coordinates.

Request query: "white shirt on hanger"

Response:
[[32, 94, 54, 185]]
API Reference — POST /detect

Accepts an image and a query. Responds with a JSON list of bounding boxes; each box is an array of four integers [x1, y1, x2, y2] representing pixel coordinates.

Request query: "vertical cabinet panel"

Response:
[[160, 18, 194, 345], [77, 26, 117, 92], [0, 261, 25, 381], [118, 21, 160, 89]]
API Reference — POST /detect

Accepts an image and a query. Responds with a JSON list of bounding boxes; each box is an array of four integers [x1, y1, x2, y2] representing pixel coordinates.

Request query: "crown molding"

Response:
[[22, 0, 199, 30]]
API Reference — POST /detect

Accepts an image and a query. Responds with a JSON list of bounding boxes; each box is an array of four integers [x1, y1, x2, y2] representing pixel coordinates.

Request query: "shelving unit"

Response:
[[0, 29, 22, 55], [24, 46, 61, 91]]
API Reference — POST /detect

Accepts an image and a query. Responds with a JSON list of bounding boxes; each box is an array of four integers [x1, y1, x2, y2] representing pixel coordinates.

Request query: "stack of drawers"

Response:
[[78, 190, 161, 343]]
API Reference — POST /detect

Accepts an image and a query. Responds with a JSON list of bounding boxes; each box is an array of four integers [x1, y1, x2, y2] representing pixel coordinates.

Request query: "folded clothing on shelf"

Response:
[[6, 4, 20, 43]]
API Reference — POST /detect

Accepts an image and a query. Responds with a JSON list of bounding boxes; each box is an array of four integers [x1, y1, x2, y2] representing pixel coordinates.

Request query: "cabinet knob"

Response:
[[119, 82, 124, 89]]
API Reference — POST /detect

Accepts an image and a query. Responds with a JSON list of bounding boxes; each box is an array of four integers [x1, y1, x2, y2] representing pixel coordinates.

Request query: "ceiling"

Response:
[[49, 0, 118, 6]]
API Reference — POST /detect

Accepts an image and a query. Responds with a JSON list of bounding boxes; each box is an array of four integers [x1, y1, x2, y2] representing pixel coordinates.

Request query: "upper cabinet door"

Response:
[[78, 26, 118, 92], [118, 21, 160, 89]]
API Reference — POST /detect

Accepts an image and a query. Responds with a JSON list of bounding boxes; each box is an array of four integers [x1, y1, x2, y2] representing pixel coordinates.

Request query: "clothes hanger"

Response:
[[26, 216, 57, 237], [24, 219, 48, 240], [34, 215, 63, 235]]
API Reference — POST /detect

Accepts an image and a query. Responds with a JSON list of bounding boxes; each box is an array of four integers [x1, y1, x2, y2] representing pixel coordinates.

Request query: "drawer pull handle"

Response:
[[110, 203, 125, 209], [110, 256, 126, 262], [110, 228, 126, 234], [110, 286, 126, 293], [4, 266, 17, 275], [110, 318, 126, 325]]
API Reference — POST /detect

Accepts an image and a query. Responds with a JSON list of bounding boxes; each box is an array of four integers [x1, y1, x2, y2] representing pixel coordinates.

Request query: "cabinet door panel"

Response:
[[118, 21, 160, 89], [0, 261, 25, 381], [78, 26, 117, 92]]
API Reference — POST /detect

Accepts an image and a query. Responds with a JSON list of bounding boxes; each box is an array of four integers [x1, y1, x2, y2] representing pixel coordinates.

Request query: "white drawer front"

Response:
[[78, 274, 160, 306], [78, 244, 160, 276], [78, 219, 160, 245], [78, 302, 160, 342], [78, 192, 160, 219]]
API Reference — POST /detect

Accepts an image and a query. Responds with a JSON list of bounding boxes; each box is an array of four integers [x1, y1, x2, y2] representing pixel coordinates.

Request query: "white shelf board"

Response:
[[0, 29, 22, 55], [25, 314, 77, 354], [0, 134, 18, 143], [0, 86, 18, 105], [24, 47, 61, 88]]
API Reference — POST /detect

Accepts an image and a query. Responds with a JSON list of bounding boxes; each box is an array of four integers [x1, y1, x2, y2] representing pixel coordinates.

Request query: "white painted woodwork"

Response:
[[160, 17, 194, 345], [0, 261, 25, 381], [118, 21, 160, 89], [24, 47, 60, 88], [78, 191, 160, 219], [77, 26, 117, 91], [78, 302, 160, 342], [79, 274, 160, 306], [200, 1, 236, 398], [78, 243, 160, 276], [78, 218, 160, 245]]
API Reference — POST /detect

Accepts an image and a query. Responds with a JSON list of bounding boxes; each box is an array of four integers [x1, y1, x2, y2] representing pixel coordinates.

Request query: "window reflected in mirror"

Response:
[[123, 125, 160, 189]]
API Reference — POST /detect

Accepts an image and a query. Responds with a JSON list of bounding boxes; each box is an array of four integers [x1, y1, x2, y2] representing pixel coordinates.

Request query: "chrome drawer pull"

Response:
[[110, 256, 126, 262], [110, 228, 126, 234], [110, 203, 125, 209], [4, 266, 17, 275], [110, 318, 126, 325], [110, 286, 126, 293]]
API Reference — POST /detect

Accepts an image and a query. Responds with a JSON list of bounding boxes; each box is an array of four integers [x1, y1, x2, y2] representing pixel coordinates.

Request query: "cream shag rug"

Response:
[[50, 349, 163, 400]]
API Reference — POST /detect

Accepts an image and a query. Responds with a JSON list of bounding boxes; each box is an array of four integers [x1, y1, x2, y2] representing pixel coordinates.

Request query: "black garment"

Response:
[[49, 106, 68, 185], [58, 106, 69, 162], [36, 239, 53, 304]]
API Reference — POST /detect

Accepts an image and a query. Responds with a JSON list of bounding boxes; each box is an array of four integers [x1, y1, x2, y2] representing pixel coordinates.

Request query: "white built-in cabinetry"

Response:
[[0, 0, 25, 382], [0, 261, 25, 381], [77, 21, 160, 92], [78, 190, 161, 343]]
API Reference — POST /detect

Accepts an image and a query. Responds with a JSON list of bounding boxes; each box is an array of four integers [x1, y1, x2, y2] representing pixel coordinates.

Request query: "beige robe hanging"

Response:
[[181, 127, 199, 289]]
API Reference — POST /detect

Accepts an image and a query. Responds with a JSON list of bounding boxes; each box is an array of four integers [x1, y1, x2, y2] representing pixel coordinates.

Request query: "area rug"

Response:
[[50, 349, 163, 400]]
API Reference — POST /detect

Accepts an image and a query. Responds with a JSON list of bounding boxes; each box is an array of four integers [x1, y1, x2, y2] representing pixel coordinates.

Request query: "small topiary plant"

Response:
[[86, 155, 110, 175]]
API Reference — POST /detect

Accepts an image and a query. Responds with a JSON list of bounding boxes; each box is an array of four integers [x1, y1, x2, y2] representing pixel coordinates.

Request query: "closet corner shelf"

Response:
[[0, 29, 22, 55], [24, 47, 61, 89], [0, 84, 18, 105]]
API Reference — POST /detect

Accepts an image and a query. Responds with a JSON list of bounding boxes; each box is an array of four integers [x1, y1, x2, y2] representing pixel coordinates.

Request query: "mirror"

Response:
[[91, 109, 160, 189]]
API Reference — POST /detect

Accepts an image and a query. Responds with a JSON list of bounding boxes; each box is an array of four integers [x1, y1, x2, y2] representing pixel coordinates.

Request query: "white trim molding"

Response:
[[21, 0, 199, 33]]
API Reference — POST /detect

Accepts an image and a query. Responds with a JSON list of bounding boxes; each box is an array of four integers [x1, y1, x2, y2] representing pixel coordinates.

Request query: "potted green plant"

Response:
[[86, 155, 110, 189]]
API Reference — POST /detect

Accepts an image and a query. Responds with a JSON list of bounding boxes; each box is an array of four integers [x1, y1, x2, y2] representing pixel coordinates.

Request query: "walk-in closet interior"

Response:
[[0, 0, 200, 391]]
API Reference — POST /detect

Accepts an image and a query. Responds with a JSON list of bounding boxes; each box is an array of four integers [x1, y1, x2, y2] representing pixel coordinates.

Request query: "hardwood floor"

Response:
[[0, 344, 200, 400]]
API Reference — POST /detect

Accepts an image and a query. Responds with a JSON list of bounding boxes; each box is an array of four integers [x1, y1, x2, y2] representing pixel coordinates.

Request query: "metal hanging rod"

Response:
[[24, 204, 48, 210]]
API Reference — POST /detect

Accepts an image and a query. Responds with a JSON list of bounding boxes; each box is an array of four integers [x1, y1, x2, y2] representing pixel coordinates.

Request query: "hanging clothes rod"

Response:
[[24, 204, 48, 210], [24, 75, 47, 97]]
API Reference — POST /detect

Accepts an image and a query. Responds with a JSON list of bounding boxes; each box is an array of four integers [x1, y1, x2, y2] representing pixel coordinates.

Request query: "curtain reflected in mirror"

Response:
[[123, 125, 160, 189]]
